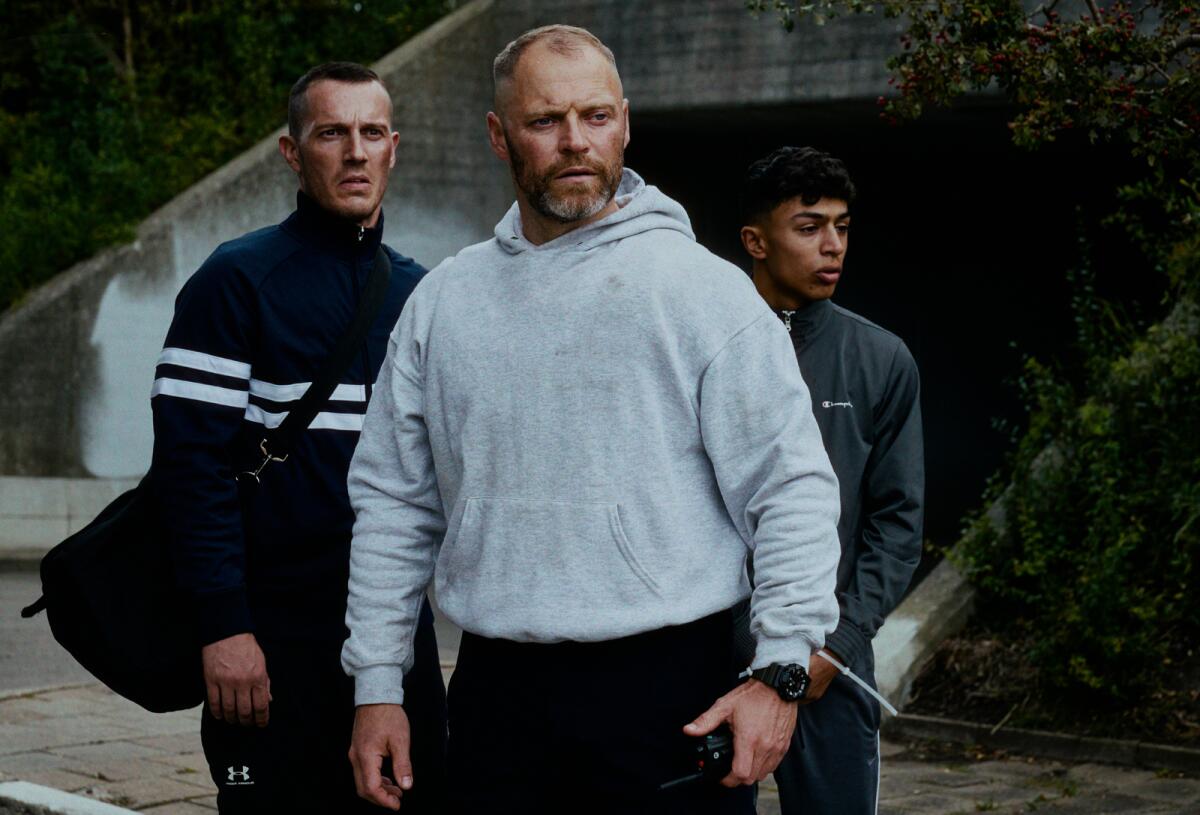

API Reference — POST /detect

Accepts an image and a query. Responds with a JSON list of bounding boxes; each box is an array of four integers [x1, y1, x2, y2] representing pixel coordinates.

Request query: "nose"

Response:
[[345, 130, 367, 163], [559, 114, 588, 154], [820, 225, 845, 257]]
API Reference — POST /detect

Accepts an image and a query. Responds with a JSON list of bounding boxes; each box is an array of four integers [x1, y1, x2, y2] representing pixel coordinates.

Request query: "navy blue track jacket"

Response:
[[150, 192, 426, 645]]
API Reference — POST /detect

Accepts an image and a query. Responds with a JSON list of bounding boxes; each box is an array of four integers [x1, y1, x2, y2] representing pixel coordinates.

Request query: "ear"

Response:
[[486, 112, 509, 162], [388, 129, 399, 170], [740, 224, 768, 260], [622, 99, 631, 149], [279, 135, 301, 174]]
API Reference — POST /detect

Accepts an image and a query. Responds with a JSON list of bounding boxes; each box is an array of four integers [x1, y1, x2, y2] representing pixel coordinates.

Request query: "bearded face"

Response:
[[486, 38, 631, 242], [505, 130, 624, 223]]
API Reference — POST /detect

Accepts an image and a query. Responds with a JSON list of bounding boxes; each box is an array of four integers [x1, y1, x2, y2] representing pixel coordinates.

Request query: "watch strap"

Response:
[[750, 664, 782, 686]]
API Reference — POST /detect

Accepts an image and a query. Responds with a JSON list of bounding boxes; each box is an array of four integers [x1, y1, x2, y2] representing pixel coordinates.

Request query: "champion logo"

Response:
[[822, 400, 854, 409], [226, 765, 254, 785]]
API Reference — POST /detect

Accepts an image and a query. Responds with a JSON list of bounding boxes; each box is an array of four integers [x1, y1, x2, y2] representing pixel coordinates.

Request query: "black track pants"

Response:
[[201, 599, 447, 813], [447, 609, 755, 815], [774, 650, 882, 815]]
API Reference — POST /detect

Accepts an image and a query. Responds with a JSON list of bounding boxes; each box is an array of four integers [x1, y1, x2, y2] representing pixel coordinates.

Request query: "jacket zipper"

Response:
[[355, 226, 373, 404]]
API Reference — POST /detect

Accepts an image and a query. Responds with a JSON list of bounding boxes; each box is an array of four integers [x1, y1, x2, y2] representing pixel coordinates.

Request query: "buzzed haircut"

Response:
[[287, 62, 386, 140], [493, 24, 618, 92], [741, 146, 857, 224]]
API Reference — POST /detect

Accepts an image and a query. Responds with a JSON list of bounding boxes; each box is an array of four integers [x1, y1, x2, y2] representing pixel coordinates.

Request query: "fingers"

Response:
[[389, 736, 414, 792], [720, 720, 758, 787], [349, 708, 411, 812], [715, 683, 798, 787], [236, 684, 255, 727], [365, 773, 402, 811], [683, 700, 729, 736], [251, 684, 270, 728], [349, 743, 398, 810], [200, 635, 269, 728], [206, 681, 221, 721], [221, 683, 239, 725]]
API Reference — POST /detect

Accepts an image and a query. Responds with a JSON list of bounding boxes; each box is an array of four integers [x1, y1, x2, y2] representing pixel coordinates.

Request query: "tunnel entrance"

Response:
[[628, 100, 1154, 559]]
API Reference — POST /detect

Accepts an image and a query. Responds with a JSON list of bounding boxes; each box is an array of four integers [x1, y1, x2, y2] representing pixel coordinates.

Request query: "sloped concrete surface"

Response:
[[875, 556, 975, 709]]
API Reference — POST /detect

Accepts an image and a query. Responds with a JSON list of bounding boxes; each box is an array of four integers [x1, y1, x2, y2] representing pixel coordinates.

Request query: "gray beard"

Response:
[[533, 184, 613, 223]]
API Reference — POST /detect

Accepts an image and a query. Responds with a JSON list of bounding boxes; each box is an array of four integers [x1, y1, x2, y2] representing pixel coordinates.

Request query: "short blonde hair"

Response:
[[493, 24, 618, 91]]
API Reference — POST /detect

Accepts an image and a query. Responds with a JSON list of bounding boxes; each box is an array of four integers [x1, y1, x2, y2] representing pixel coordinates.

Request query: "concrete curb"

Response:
[[884, 712, 1200, 774], [0, 684, 96, 705], [0, 477, 140, 572], [0, 781, 136, 815], [0, 557, 39, 574], [874, 556, 975, 708]]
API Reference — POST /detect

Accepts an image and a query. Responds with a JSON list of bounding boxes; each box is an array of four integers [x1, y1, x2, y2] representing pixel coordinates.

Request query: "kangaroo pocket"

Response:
[[437, 497, 663, 628]]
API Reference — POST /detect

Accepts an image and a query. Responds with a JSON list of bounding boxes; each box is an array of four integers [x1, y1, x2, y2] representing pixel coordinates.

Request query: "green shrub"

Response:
[[956, 243, 1200, 701], [0, 0, 450, 313]]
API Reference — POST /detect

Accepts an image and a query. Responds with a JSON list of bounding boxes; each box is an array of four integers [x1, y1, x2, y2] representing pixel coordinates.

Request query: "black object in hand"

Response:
[[659, 724, 734, 790]]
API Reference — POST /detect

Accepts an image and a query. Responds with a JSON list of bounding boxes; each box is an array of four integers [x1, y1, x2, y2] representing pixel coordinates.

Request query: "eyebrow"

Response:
[[310, 120, 390, 131], [790, 211, 851, 221], [527, 100, 618, 117]]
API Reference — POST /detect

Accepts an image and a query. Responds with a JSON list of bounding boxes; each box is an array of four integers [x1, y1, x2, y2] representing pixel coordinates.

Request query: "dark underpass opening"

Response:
[[627, 100, 1155, 577]]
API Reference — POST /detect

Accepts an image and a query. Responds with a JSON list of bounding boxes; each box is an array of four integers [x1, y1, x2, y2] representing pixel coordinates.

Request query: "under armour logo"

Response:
[[226, 766, 253, 785]]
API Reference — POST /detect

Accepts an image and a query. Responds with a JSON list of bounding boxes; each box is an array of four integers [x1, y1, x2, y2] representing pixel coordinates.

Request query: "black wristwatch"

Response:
[[751, 663, 810, 702]]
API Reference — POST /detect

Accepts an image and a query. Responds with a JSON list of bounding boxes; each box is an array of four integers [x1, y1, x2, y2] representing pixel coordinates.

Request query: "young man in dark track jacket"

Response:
[[738, 146, 925, 814], [149, 63, 446, 813]]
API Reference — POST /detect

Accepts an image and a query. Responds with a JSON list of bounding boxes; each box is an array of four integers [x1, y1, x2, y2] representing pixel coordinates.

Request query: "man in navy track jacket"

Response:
[[149, 62, 446, 813]]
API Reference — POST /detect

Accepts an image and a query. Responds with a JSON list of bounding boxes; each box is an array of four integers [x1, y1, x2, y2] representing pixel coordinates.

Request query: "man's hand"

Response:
[[804, 649, 842, 704], [201, 632, 270, 727], [349, 704, 412, 811], [684, 679, 798, 787]]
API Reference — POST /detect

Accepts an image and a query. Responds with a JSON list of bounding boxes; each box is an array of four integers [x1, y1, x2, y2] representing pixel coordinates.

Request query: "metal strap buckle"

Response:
[[237, 438, 289, 484]]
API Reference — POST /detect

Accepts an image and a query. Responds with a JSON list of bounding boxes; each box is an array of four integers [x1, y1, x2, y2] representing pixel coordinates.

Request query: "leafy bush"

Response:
[[0, 0, 450, 313], [752, 0, 1199, 708], [954, 242, 1200, 701]]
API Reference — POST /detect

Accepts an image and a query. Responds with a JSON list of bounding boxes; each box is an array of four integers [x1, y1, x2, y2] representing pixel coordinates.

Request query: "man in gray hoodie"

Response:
[[342, 25, 841, 814]]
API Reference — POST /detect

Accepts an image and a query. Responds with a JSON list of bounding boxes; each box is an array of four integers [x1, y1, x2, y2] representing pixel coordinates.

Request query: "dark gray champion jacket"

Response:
[[775, 298, 924, 672]]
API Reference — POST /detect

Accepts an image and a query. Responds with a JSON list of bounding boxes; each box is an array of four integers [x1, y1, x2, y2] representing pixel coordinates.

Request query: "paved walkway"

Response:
[[1, 683, 1197, 814]]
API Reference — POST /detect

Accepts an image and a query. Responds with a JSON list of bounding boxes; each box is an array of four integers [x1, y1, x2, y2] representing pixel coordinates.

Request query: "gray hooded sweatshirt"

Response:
[[343, 170, 841, 705]]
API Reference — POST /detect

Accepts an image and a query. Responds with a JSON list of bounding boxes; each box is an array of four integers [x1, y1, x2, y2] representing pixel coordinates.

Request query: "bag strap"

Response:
[[244, 246, 392, 476]]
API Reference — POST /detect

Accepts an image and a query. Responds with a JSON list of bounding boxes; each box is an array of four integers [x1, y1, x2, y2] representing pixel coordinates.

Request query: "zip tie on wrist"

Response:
[[814, 649, 899, 716]]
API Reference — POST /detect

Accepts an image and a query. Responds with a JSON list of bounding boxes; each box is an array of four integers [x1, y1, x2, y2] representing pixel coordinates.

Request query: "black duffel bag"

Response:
[[21, 479, 202, 712], [21, 247, 391, 712]]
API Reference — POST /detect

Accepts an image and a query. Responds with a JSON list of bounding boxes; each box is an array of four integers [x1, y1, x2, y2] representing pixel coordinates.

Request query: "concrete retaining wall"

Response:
[[0, 0, 506, 478], [0, 0, 904, 478], [0, 477, 139, 566]]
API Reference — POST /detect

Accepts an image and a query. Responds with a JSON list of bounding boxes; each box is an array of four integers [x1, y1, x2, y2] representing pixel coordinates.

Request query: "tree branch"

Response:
[[68, 0, 127, 80], [1170, 34, 1200, 56], [1084, 0, 1103, 22], [1028, 0, 1063, 22]]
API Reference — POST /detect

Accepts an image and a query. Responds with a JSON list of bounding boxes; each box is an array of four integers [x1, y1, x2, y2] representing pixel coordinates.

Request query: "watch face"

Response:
[[779, 664, 810, 701]]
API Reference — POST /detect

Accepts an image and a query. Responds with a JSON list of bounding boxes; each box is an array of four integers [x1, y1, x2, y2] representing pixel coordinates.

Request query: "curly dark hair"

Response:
[[740, 146, 856, 224]]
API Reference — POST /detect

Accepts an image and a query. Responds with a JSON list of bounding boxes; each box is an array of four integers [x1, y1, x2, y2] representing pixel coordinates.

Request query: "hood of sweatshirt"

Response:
[[493, 168, 695, 255]]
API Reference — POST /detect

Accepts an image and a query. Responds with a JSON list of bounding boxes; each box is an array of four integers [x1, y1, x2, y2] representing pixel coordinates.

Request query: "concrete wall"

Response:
[[0, 477, 139, 566], [0, 0, 505, 478], [0, 0, 904, 478]]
